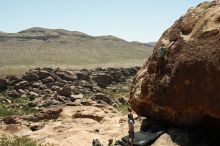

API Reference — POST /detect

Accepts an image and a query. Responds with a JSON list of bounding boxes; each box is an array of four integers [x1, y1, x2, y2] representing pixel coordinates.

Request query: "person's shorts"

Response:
[[129, 131, 135, 140]]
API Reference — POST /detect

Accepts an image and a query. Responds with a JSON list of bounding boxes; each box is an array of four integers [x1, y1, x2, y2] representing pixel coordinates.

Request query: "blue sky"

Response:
[[0, 0, 207, 42]]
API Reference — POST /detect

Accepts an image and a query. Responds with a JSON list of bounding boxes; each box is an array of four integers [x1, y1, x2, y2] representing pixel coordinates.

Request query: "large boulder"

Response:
[[130, 2, 220, 126]]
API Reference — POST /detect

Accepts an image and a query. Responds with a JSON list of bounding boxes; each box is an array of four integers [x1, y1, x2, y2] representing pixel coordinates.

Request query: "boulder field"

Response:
[[130, 1, 220, 127], [0, 67, 139, 109]]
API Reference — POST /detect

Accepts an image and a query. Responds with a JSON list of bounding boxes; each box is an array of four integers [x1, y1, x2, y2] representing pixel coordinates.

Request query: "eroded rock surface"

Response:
[[130, 1, 220, 126], [0, 105, 141, 146]]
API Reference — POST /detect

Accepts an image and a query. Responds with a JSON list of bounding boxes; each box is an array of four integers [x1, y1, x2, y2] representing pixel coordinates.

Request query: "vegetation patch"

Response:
[[0, 135, 42, 146], [0, 94, 39, 117], [116, 104, 129, 114], [103, 81, 132, 98], [0, 135, 54, 146]]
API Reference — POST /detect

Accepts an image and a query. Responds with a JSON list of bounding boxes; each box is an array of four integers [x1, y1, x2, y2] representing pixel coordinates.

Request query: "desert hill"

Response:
[[0, 27, 153, 74]]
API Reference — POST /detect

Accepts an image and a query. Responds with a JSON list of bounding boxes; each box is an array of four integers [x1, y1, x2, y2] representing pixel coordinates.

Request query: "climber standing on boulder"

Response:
[[157, 41, 174, 74]]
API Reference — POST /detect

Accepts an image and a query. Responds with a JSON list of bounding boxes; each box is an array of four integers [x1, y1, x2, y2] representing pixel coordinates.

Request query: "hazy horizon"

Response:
[[0, 0, 208, 43]]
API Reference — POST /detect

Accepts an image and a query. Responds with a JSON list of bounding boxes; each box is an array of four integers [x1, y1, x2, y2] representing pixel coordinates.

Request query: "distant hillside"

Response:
[[146, 42, 156, 47], [0, 27, 153, 74]]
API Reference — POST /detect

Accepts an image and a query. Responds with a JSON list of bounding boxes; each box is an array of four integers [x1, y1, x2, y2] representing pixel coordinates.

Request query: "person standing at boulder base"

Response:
[[157, 41, 174, 74], [128, 107, 134, 122], [127, 113, 135, 146]]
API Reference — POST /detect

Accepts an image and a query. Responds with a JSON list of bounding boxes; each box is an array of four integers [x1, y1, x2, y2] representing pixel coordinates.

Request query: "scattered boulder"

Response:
[[0, 67, 138, 111], [3, 116, 19, 124], [72, 107, 105, 122], [0, 78, 7, 90], [92, 139, 103, 146], [66, 99, 82, 106], [7, 90, 20, 98], [82, 99, 96, 106], [32, 82, 42, 88], [51, 85, 60, 91], [75, 71, 90, 81], [57, 86, 72, 97], [56, 70, 77, 81], [22, 73, 39, 82], [71, 94, 84, 100], [117, 97, 128, 104], [15, 81, 29, 90], [7, 75, 23, 85], [110, 71, 125, 83], [92, 93, 114, 105], [91, 73, 112, 88], [38, 70, 52, 79], [23, 108, 63, 122], [42, 76, 55, 84], [29, 123, 45, 131]]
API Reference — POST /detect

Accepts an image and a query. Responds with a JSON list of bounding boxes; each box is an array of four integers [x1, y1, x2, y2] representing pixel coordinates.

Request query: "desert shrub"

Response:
[[0, 105, 39, 117], [0, 135, 53, 146], [0, 95, 39, 117], [0, 135, 36, 146], [116, 104, 129, 114], [103, 82, 131, 98]]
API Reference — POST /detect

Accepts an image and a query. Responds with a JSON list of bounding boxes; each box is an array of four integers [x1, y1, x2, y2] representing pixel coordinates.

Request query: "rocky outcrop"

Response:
[[130, 1, 220, 126]]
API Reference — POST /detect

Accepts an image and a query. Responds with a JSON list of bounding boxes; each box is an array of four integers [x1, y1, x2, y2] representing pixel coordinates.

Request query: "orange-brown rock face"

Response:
[[130, 2, 220, 126]]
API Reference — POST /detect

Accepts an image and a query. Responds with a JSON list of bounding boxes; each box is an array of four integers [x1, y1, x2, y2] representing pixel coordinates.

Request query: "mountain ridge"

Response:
[[0, 27, 154, 74], [0, 27, 155, 44]]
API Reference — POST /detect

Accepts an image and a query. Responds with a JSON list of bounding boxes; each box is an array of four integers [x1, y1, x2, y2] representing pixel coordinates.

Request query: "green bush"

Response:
[[0, 135, 36, 146], [0, 95, 39, 117], [116, 104, 129, 114], [103, 82, 131, 98], [0, 105, 38, 117], [0, 135, 53, 146]]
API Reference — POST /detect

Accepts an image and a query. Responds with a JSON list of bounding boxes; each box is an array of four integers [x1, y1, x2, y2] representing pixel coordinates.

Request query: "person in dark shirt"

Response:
[[127, 112, 135, 146], [127, 107, 135, 146]]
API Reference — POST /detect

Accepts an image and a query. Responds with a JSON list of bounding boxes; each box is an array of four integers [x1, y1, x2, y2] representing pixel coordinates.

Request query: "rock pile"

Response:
[[0, 67, 139, 109]]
